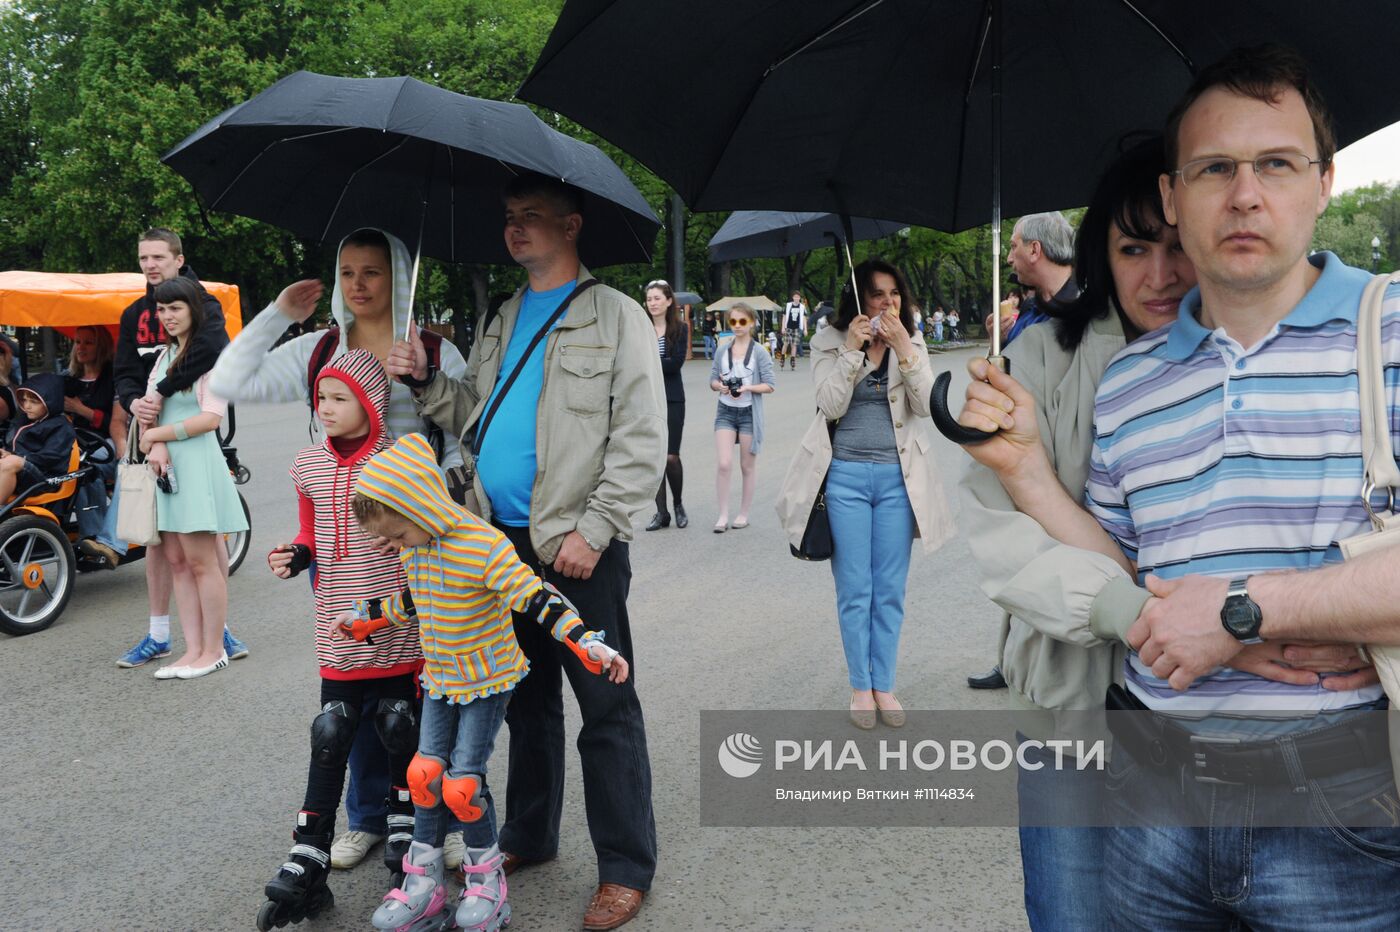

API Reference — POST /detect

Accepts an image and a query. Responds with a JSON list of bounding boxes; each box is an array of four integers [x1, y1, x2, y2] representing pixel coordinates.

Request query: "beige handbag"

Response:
[[1338, 271, 1400, 786], [115, 417, 161, 547]]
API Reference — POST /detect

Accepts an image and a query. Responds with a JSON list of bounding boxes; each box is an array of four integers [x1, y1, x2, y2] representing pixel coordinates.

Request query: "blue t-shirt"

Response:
[[477, 280, 577, 526]]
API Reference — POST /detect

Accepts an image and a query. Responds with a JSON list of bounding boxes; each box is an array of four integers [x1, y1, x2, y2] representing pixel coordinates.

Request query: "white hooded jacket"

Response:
[[208, 229, 467, 466]]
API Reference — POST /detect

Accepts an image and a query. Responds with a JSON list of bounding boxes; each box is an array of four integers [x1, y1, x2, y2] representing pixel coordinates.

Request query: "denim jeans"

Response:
[[414, 690, 510, 847], [344, 697, 394, 834], [495, 524, 657, 891], [88, 462, 128, 555], [703, 335, 717, 359], [1104, 741, 1400, 929], [1016, 734, 1108, 931], [826, 459, 914, 692], [933, 322, 944, 342]]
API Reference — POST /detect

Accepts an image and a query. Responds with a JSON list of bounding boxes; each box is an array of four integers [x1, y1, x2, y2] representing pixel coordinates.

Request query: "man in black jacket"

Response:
[[100, 228, 250, 669]]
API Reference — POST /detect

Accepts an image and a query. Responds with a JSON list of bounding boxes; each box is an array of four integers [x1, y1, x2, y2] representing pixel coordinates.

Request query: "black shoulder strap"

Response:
[[471, 279, 600, 457]]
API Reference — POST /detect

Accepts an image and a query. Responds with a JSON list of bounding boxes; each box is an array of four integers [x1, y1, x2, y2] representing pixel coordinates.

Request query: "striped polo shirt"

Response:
[[1086, 252, 1399, 714]]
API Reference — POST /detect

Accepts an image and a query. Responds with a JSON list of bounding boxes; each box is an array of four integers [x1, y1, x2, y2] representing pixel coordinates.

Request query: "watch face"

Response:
[[1222, 598, 1262, 639]]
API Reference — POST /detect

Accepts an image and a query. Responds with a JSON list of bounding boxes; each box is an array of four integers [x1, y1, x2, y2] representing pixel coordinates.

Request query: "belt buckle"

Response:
[[1188, 733, 1245, 785]]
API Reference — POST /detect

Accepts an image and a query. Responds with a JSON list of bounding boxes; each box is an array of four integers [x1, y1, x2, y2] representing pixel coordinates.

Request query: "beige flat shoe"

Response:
[[874, 694, 905, 728], [849, 693, 876, 730]]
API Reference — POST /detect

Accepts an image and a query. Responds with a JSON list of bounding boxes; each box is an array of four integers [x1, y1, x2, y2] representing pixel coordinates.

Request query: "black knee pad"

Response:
[[373, 697, 418, 756], [310, 700, 359, 768]]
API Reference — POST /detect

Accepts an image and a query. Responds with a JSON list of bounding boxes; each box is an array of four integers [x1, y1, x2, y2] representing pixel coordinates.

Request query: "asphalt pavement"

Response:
[[0, 343, 1028, 932]]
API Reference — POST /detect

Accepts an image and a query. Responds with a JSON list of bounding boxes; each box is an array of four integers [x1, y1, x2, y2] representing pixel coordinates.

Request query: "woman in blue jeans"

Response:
[[809, 260, 950, 728]]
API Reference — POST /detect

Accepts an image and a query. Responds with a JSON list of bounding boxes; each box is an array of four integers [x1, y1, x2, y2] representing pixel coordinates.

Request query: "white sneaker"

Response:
[[329, 830, 384, 869], [443, 831, 466, 870]]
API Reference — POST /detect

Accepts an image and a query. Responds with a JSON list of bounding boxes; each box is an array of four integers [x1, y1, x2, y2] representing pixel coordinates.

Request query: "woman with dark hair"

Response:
[[955, 136, 1366, 929], [644, 280, 689, 530], [800, 259, 952, 728], [140, 276, 248, 680]]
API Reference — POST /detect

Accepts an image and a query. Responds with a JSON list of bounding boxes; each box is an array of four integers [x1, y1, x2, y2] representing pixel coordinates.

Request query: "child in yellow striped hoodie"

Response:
[[331, 432, 626, 932]]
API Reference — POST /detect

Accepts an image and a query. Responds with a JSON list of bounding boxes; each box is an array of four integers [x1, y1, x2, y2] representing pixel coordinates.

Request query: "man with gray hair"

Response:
[[1000, 211, 1078, 346]]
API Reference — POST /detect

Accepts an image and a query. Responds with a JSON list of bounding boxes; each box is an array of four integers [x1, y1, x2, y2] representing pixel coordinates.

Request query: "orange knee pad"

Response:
[[407, 753, 447, 809], [442, 773, 486, 823]]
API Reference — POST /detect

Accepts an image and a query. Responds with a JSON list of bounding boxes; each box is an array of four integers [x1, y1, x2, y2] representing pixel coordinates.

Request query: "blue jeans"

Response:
[[1104, 742, 1400, 929], [345, 697, 393, 834], [1016, 734, 1107, 931], [826, 459, 914, 691], [88, 462, 129, 555], [703, 335, 717, 359], [415, 690, 511, 847], [933, 322, 944, 341]]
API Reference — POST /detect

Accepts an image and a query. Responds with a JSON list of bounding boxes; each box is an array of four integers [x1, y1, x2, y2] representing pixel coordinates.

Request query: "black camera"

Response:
[[720, 375, 744, 397]]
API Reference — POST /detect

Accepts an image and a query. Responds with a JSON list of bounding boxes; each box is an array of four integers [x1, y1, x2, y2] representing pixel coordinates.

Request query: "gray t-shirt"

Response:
[[831, 355, 899, 464]]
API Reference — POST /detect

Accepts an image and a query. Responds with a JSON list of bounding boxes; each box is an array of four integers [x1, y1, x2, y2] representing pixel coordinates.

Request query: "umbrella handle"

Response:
[[929, 356, 1010, 446]]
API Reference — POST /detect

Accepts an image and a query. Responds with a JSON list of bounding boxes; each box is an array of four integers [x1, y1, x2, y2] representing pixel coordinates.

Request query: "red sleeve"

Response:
[[89, 407, 106, 430], [292, 486, 316, 554]]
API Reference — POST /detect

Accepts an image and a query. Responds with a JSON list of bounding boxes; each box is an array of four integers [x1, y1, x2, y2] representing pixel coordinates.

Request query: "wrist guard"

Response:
[[271, 544, 312, 577], [563, 625, 616, 675]]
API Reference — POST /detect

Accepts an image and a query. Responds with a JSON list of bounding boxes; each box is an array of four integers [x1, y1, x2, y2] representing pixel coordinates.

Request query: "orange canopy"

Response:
[[0, 271, 242, 337]]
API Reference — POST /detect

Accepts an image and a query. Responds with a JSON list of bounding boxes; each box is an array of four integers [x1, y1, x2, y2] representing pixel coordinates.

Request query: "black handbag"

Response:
[[790, 419, 836, 561]]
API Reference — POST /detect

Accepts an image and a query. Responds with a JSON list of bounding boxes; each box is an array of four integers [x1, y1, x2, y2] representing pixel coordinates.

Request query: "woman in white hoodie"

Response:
[[209, 227, 468, 870]]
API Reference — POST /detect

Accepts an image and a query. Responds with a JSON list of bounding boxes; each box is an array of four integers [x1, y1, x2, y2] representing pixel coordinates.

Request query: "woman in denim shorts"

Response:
[[708, 304, 775, 532]]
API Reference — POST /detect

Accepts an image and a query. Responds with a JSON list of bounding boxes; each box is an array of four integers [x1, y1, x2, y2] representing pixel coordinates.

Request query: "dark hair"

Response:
[[1048, 136, 1171, 351], [644, 281, 686, 347], [340, 228, 392, 259], [139, 227, 182, 255], [503, 172, 585, 219], [152, 276, 207, 371], [1164, 44, 1336, 173], [833, 259, 916, 336]]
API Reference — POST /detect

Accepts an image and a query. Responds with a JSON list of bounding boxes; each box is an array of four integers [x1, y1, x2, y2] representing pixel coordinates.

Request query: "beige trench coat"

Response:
[[775, 323, 954, 555]]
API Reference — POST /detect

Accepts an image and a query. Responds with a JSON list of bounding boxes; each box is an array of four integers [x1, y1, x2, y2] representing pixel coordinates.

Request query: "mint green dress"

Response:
[[149, 352, 248, 534]]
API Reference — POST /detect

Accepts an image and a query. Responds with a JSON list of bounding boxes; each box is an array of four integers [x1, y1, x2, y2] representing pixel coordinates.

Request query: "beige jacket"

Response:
[[958, 313, 1150, 714], [414, 266, 666, 564], [776, 324, 953, 555]]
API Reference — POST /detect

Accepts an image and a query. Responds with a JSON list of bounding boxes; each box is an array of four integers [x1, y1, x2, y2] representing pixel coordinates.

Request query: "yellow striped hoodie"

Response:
[[356, 433, 591, 704]]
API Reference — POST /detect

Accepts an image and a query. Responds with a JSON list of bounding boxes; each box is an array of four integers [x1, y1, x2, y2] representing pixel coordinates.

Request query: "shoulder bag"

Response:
[[115, 415, 161, 546]]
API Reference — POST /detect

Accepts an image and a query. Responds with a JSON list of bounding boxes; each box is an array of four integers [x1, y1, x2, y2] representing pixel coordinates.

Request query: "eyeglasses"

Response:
[[729, 317, 750, 325], [1173, 151, 1329, 188]]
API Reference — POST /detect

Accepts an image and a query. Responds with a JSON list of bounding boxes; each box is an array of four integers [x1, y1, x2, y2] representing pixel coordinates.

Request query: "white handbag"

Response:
[[1338, 270, 1400, 787], [115, 417, 161, 547]]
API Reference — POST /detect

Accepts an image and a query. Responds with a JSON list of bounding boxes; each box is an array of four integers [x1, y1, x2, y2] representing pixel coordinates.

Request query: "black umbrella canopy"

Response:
[[163, 71, 660, 267], [708, 211, 908, 262], [520, 0, 1400, 231]]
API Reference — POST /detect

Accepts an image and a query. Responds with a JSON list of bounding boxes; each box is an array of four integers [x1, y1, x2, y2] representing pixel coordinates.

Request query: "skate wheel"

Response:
[[256, 900, 279, 931]]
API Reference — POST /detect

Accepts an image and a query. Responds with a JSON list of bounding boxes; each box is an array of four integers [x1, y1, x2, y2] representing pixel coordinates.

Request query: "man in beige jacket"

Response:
[[388, 173, 664, 931]]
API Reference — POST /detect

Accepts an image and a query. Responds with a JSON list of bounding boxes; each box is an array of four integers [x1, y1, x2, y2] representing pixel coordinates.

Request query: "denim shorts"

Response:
[[714, 402, 754, 435]]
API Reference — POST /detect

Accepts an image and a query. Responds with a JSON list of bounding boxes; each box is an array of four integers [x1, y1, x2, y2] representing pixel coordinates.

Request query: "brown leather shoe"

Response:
[[501, 850, 553, 876], [582, 883, 645, 930]]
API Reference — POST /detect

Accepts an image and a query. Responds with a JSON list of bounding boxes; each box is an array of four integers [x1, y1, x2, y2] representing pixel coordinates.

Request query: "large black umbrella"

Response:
[[163, 71, 660, 269], [708, 211, 907, 263], [520, 0, 1400, 441]]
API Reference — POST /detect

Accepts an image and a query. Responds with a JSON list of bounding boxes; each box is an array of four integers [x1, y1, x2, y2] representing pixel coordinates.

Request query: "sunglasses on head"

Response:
[[646, 279, 669, 289]]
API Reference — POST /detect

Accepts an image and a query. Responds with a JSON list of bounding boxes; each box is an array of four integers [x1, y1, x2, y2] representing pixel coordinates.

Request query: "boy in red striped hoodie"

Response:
[[255, 349, 423, 931]]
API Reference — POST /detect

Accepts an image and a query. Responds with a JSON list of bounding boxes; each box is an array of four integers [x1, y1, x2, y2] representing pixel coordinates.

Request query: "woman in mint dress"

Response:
[[140, 276, 248, 680]]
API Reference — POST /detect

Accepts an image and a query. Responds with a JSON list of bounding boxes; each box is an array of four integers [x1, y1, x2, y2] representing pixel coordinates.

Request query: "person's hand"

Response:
[[588, 644, 630, 684], [845, 315, 873, 352], [63, 396, 88, 417], [328, 611, 356, 641], [146, 442, 170, 476], [386, 320, 429, 383], [267, 544, 296, 579], [880, 310, 915, 359], [1280, 643, 1380, 691], [367, 534, 400, 556], [957, 358, 1046, 477], [132, 394, 162, 428], [276, 279, 324, 323], [138, 430, 155, 455], [1126, 574, 1239, 691], [1225, 642, 1320, 687], [553, 531, 602, 580]]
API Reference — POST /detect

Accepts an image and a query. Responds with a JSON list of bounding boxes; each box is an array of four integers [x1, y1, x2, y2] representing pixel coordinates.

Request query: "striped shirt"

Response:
[[1086, 253, 1398, 714]]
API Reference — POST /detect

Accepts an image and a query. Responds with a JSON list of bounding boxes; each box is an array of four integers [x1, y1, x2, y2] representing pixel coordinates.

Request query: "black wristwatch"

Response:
[[1220, 576, 1263, 643]]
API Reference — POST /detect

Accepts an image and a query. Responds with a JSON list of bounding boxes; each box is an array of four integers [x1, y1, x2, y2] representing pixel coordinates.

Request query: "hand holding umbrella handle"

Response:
[[930, 355, 1009, 446]]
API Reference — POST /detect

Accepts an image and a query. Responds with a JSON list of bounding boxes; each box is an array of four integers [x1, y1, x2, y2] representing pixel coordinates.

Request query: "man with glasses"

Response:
[[1079, 45, 1400, 926]]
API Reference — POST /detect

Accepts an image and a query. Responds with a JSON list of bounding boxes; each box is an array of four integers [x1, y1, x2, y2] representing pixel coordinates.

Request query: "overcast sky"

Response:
[[1333, 121, 1400, 193]]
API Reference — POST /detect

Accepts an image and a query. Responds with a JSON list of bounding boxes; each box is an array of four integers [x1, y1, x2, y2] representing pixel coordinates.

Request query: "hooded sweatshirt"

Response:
[[356, 434, 593, 704], [8, 373, 77, 486], [114, 265, 229, 411], [208, 229, 467, 467], [289, 349, 421, 680]]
